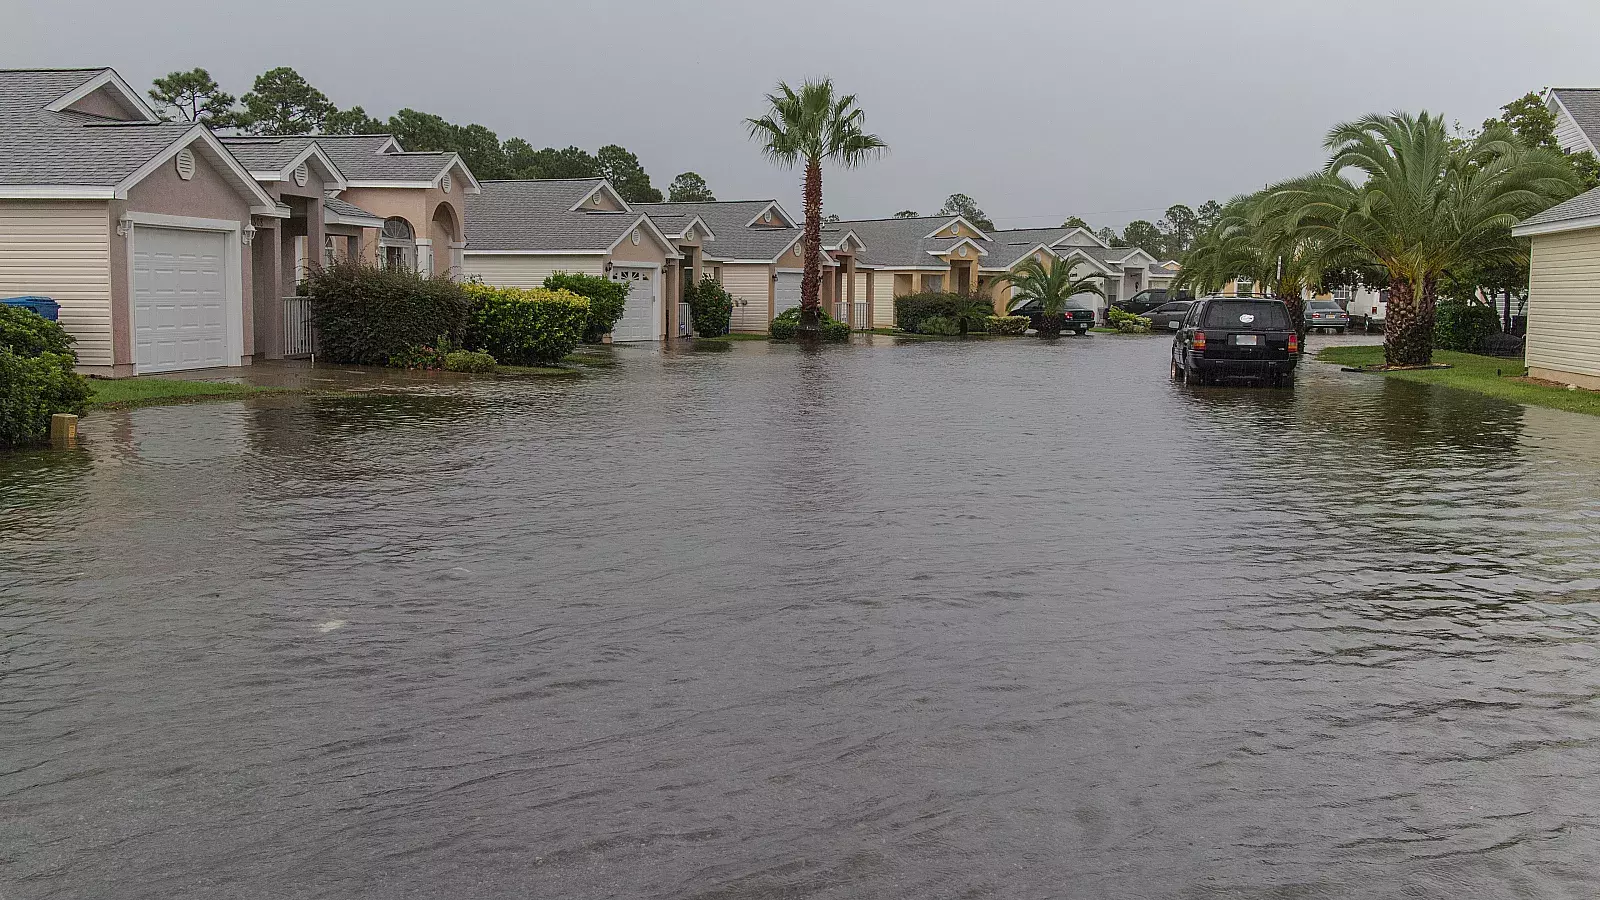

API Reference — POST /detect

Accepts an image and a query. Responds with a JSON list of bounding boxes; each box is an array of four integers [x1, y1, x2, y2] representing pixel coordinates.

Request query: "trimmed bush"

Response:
[[1, 350, 91, 449], [1, 305, 74, 357], [1435, 299, 1500, 352], [894, 291, 966, 334], [918, 315, 960, 336], [769, 306, 851, 342], [985, 315, 1029, 335], [307, 262, 472, 366], [1108, 307, 1152, 334], [686, 276, 733, 337], [544, 272, 628, 343], [444, 350, 498, 373], [464, 283, 589, 365]]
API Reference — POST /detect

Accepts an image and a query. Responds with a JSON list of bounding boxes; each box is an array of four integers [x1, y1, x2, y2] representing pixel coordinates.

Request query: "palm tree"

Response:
[[995, 257, 1105, 337], [747, 79, 887, 335], [1180, 193, 1336, 343], [1273, 112, 1577, 366]]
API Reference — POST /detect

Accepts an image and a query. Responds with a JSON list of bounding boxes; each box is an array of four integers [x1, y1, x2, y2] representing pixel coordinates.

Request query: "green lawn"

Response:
[[495, 363, 581, 376], [1316, 345, 1600, 417], [89, 378, 285, 409]]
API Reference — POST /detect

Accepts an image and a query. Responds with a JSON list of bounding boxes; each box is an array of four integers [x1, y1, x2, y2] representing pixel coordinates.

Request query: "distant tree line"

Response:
[[148, 66, 715, 204]]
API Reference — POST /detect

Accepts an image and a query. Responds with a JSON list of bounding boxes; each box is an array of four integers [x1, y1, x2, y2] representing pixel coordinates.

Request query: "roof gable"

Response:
[[44, 69, 158, 122], [1548, 89, 1600, 155]]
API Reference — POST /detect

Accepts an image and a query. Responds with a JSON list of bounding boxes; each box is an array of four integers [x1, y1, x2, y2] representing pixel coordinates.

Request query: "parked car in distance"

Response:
[[1010, 299, 1096, 335], [1171, 296, 1300, 387], [1142, 299, 1195, 331], [1347, 289, 1388, 333], [1305, 299, 1350, 333], [1119, 288, 1192, 316]]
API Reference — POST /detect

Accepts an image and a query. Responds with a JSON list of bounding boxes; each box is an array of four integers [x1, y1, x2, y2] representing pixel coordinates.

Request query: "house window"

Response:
[[380, 217, 415, 270], [1235, 278, 1254, 296], [924, 274, 944, 292], [324, 235, 338, 267]]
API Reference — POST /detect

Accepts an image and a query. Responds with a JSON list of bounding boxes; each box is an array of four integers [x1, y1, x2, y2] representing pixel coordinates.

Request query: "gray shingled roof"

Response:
[[1551, 89, 1600, 153], [825, 216, 974, 268], [0, 68, 203, 187], [1517, 185, 1600, 230], [636, 200, 801, 261], [466, 179, 643, 252], [324, 196, 381, 220], [219, 136, 319, 172], [314, 134, 455, 181]]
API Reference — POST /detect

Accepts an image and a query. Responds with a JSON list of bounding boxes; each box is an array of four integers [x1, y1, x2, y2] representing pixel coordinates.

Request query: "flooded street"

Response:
[[2, 334, 1598, 899]]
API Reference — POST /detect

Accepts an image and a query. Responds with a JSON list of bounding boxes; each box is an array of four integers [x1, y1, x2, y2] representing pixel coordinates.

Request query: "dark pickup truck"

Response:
[[1171, 296, 1300, 387]]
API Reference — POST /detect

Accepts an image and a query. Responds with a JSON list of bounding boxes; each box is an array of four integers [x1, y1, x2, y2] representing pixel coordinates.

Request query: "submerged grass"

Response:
[[1317, 345, 1600, 417]]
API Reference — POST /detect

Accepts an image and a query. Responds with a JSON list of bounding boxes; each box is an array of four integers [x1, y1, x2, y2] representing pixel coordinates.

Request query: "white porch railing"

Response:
[[283, 297, 316, 358], [853, 302, 869, 330]]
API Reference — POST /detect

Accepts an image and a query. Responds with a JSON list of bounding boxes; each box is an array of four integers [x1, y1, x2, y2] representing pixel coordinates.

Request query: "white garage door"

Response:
[[774, 270, 802, 316], [608, 266, 658, 342], [133, 225, 235, 373]]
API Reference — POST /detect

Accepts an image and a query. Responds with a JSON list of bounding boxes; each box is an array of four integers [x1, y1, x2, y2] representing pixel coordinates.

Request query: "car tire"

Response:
[[1171, 357, 1186, 382], [1076, 327, 1089, 336], [1187, 365, 1206, 386], [1337, 327, 1346, 335]]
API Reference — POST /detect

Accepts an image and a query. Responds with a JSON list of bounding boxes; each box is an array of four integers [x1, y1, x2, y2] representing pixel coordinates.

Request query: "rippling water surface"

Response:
[[2, 335, 1598, 899]]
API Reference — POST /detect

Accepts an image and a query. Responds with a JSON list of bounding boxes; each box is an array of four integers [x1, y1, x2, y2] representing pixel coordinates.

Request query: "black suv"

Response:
[[1171, 296, 1299, 386], [1009, 299, 1096, 335]]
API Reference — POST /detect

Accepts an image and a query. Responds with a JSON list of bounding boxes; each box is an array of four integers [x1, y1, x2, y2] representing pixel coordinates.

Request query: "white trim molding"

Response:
[[47, 68, 160, 122], [462, 249, 608, 256], [923, 216, 993, 242], [0, 185, 117, 199], [604, 213, 682, 258], [745, 200, 797, 228], [115, 125, 278, 210], [1513, 214, 1600, 237]]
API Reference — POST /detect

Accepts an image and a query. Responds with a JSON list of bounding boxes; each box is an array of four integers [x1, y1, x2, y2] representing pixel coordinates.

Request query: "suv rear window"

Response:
[[1202, 301, 1290, 330]]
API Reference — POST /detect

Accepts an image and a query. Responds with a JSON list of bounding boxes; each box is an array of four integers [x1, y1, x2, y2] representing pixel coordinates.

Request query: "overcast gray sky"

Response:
[[8, 0, 1599, 229]]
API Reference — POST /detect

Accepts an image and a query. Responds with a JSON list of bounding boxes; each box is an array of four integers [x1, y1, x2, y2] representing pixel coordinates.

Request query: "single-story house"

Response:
[[1512, 185, 1600, 389], [638, 200, 819, 333], [0, 67, 282, 375], [463, 178, 680, 341], [313, 133, 479, 279], [826, 215, 1159, 325]]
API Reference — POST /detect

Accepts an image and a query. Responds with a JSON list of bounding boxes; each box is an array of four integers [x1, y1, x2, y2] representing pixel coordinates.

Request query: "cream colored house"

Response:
[[637, 200, 810, 333], [463, 178, 680, 341], [1513, 186, 1600, 388], [0, 67, 281, 375], [825, 215, 1159, 325]]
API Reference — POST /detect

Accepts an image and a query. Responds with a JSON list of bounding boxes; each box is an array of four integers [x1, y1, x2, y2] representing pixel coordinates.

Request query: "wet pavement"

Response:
[[2, 333, 1598, 899]]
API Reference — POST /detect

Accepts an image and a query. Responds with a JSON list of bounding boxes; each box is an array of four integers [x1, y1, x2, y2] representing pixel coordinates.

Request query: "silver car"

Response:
[[1143, 300, 1195, 331], [1305, 300, 1350, 333]]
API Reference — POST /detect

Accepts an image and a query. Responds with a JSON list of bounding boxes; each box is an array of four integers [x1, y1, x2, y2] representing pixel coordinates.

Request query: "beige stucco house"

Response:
[[638, 200, 822, 333], [824, 216, 1160, 326], [463, 179, 681, 341], [1513, 186, 1600, 388], [0, 67, 281, 376]]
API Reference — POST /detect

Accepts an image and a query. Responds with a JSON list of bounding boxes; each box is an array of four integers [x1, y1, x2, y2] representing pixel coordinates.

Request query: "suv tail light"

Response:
[[1193, 331, 1207, 350], [1288, 333, 1299, 353]]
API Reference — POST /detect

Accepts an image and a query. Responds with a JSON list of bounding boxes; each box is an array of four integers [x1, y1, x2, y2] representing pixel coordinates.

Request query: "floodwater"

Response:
[[2, 334, 1598, 899]]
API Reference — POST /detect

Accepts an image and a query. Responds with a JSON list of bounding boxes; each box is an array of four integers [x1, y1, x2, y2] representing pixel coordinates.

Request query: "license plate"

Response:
[[1234, 334, 1259, 346]]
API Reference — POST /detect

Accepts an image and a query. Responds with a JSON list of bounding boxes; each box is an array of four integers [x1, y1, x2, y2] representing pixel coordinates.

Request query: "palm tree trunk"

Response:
[[799, 158, 823, 334], [1384, 277, 1435, 367]]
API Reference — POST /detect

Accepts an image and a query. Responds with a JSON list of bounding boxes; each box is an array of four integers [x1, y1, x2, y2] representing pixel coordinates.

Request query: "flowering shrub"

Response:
[[464, 284, 589, 365]]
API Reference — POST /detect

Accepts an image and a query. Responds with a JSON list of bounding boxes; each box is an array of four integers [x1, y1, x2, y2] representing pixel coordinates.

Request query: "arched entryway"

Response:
[[429, 203, 462, 279]]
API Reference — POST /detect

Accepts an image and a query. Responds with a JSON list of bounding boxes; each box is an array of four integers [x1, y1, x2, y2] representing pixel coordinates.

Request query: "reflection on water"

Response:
[[2, 336, 1598, 900]]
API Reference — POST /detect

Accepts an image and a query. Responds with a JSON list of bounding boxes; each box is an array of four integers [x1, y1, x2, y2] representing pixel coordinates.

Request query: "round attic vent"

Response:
[[763, 211, 773, 223], [293, 162, 308, 187], [593, 194, 603, 206], [175, 148, 196, 181], [949, 224, 959, 236], [441, 173, 452, 193], [794, 244, 803, 258], [685, 225, 695, 241], [631, 228, 641, 245], [957, 245, 968, 258]]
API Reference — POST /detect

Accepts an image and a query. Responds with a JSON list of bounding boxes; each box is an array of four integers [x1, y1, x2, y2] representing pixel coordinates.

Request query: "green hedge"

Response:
[[1107, 307, 1152, 334], [918, 315, 960, 336], [769, 306, 850, 342], [1, 350, 90, 449], [444, 350, 498, 373], [544, 272, 628, 343], [1, 305, 74, 357], [465, 284, 589, 365], [894, 291, 994, 334], [1434, 299, 1500, 352], [307, 262, 473, 365], [687, 276, 733, 337], [985, 315, 1029, 335]]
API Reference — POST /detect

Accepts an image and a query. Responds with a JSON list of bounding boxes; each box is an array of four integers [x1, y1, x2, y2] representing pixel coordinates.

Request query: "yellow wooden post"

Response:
[[50, 413, 78, 448]]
